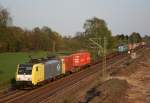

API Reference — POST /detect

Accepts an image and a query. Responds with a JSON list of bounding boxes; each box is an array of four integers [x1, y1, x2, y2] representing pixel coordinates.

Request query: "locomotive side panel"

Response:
[[44, 60, 61, 80], [32, 63, 44, 85]]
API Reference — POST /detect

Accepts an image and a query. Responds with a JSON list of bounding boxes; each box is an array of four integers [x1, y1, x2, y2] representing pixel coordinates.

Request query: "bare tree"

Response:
[[0, 6, 12, 27]]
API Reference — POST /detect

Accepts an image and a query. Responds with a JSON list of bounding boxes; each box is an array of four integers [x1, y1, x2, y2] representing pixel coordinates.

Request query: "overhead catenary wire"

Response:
[[89, 37, 107, 78]]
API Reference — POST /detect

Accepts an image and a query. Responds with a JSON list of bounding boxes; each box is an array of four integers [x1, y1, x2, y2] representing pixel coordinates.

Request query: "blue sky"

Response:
[[0, 0, 150, 36]]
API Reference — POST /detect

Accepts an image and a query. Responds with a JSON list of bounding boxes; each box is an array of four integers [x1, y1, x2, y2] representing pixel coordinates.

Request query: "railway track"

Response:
[[0, 53, 126, 103], [0, 90, 27, 102], [41, 53, 130, 103]]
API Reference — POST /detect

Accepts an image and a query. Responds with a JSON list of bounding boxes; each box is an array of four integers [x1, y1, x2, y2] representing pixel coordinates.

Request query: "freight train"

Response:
[[16, 42, 146, 88], [16, 51, 91, 88]]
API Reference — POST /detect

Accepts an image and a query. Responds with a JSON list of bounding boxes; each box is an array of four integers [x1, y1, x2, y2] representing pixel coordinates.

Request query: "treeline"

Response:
[[0, 6, 65, 52], [0, 26, 63, 52], [114, 32, 142, 45], [0, 6, 149, 53]]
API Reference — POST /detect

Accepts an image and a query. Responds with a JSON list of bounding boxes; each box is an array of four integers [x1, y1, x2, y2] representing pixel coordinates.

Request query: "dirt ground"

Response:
[[79, 78, 128, 103], [84, 48, 150, 103], [111, 48, 150, 103], [124, 51, 150, 103], [43, 48, 150, 103]]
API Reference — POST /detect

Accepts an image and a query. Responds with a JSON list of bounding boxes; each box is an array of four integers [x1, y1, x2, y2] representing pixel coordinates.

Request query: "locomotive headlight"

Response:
[[17, 77, 20, 80]]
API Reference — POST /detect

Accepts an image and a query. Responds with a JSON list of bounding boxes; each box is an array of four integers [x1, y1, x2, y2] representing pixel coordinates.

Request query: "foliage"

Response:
[[0, 6, 145, 55], [129, 32, 142, 44], [70, 17, 115, 60], [0, 26, 63, 52], [0, 6, 12, 27], [84, 17, 111, 38], [115, 34, 129, 45], [0, 51, 48, 87], [143, 35, 150, 44], [114, 32, 143, 45], [0, 6, 64, 52]]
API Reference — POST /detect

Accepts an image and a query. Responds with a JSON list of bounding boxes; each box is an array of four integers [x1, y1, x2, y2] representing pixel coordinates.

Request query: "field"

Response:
[[0, 51, 73, 88], [0, 50, 113, 89], [0, 50, 112, 89], [0, 51, 48, 88]]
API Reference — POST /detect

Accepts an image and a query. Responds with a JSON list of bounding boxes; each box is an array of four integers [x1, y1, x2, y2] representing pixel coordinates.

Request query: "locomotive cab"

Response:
[[16, 63, 44, 87], [16, 64, 33, 86]]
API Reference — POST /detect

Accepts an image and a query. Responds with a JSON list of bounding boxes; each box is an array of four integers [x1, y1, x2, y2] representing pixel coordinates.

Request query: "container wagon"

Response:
[[60, 51, 91, 73], [71, 52, 91, 67], [61, 56, 73, 74]]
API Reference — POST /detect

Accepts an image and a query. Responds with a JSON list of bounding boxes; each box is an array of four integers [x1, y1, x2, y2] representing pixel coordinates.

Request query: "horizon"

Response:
[[0, 0, 150, 36]]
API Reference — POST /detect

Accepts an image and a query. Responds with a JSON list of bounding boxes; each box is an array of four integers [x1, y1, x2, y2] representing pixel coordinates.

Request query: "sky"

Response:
[[0, 0, 150, 36]]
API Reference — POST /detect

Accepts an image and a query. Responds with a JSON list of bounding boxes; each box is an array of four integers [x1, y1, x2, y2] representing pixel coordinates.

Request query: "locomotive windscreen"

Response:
[[18, 64, 33, 75]]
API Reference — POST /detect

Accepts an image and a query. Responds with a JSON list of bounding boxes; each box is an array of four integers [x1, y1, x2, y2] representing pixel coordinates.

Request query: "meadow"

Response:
[[0, 50, 112, 88], [0, 51, 48, 88]]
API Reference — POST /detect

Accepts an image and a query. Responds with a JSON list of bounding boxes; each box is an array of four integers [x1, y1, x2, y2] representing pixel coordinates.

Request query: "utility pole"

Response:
[[52, 40, 56, 53], [89, 37, 107, 78], [102, 37, 107, 78]]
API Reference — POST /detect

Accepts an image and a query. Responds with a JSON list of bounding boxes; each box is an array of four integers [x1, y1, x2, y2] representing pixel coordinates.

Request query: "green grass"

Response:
[[0, 51, 73, 88], [0, 51, 48, 88]]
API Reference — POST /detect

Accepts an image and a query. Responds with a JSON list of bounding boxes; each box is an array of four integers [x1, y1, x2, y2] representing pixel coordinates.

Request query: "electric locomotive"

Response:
[[16, 58, 61, 87]]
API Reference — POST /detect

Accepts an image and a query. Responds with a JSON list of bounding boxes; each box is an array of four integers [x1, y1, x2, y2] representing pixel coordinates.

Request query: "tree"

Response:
[[0, 6, 12, 27], [66, 17, 115, 59], [143, 35, 150, 44], [129, 32, 142, 44], [84, 17, 111, 38], [83, 17, 114, 55], [115, 34, 129, 45]]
